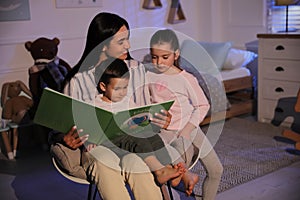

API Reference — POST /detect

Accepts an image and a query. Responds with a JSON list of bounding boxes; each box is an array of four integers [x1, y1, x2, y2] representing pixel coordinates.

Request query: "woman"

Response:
[[51, 12, 171, 200]]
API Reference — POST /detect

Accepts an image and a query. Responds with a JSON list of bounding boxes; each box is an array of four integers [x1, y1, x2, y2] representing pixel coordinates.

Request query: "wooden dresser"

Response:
[[257, 33, 300, 127]]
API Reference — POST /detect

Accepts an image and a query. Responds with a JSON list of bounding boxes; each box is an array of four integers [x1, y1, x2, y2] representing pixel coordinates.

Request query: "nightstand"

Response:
[[257, 33, 300, 127]]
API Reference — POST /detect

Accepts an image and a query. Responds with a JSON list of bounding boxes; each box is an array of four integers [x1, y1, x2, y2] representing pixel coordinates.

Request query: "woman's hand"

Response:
[[63, 126, 89, 150], [85, 143, 97, 152], [150, 109, 172, 129]]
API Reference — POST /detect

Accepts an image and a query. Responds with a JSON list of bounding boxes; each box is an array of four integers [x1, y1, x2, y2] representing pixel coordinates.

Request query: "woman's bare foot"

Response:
[[154, 164, 184, 185], [182, 171, 199, 196]]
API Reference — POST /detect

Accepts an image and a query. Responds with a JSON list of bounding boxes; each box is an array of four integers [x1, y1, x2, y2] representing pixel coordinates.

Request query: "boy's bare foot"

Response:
[[182, 171, 199, 196], [155, 164, 184, 185]]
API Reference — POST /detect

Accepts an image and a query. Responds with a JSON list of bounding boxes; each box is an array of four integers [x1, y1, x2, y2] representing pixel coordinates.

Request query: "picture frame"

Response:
[[0, 0, 30, 22], [55, 0, 103, 8]]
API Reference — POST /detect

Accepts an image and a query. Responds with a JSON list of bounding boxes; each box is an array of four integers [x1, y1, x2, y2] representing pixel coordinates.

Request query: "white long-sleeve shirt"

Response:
[[64, 59, 151, 107]]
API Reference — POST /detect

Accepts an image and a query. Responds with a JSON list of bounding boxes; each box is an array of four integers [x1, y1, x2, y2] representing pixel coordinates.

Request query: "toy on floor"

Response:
[[1, 80, 33, 159], [273, 89, 300, 155]]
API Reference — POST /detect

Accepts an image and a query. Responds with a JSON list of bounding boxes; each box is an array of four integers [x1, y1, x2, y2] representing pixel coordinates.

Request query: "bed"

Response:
[[178, 40, 257, 126], [200, 68, 254, 125]]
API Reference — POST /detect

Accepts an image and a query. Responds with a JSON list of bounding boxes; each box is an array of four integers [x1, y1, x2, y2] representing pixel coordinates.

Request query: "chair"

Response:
[[0, 124, 12, 159], [7, 121, 33, 157], [51, 157, 98, 200]]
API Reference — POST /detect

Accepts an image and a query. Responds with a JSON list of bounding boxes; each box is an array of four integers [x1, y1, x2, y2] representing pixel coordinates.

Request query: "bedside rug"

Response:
[[190, 117, 300, 196]]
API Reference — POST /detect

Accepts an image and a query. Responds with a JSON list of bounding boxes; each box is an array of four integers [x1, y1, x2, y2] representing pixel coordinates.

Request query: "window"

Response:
[[267, 0, 300, 33]]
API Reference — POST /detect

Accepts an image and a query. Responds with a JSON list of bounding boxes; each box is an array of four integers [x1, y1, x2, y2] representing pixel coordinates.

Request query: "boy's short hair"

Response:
[[95, 58, 130, 93]]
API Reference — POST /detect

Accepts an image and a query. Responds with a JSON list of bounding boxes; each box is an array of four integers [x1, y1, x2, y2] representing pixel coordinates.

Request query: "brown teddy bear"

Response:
[[24, 37, 71, 150], [25, 37, 71, 110], [1, 80, 33, 124]]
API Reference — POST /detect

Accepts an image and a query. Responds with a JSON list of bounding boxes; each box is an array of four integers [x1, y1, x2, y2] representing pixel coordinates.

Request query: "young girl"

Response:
[[147, 29, 223, 198], [93, 58, 186, 186]]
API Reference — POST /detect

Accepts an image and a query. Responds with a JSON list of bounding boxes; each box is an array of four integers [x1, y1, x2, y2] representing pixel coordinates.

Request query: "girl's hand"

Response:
[[150, 109, 172, 129], [178, 129, 191, 141], [63, 126, 89, 150], [178, 123, 196, 141]]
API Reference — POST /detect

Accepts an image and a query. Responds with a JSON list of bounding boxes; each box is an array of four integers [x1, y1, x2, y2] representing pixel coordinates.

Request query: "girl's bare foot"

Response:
[[170, 174, 184, 187], [182, 171, 199, 196], [170, 162, 186, 187], [155, 164, 184, 185]]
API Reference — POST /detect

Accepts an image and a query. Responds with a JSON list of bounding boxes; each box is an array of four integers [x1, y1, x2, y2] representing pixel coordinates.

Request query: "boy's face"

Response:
[[100, 77, 129, 102], [150, 42, 179, 73]]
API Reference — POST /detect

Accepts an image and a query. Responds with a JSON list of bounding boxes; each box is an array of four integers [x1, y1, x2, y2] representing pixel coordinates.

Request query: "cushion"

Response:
[[223, 48, 257, 70], [180, 40, 219, 75], [198, 41, 232, 70], [50, 143, 87, 179], [181, 61, 230, 114], [179, 40, 231, 113]]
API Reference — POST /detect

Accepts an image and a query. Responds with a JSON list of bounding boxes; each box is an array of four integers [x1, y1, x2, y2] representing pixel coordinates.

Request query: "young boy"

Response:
[[92, 58, 186, 185]]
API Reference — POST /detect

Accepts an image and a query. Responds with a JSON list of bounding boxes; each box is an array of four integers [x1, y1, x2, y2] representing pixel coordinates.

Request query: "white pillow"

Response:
[[223, 48, 257, 70]]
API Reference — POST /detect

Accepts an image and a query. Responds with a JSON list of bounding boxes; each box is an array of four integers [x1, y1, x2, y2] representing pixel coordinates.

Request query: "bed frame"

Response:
[[200, 75, 254, 126]]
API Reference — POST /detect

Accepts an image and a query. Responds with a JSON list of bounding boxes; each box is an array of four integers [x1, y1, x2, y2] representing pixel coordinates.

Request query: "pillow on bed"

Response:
[[181, 61, 230, 114], [198, 41, 232, 70], [223, 48, 257, 70]]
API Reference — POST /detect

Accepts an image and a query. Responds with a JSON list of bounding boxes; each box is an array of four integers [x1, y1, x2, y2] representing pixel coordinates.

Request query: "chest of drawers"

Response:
[[257, 34, 300, 127]]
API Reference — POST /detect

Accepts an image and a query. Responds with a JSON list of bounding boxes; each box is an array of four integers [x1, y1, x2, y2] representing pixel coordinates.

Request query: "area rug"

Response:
[[190, 117, 300, 196]]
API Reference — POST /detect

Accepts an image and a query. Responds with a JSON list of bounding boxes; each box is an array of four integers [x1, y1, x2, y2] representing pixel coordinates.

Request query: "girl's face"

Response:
[[100, 77, 129, 102], [150, 42, 179, 74], [104, 25, 130, 60]]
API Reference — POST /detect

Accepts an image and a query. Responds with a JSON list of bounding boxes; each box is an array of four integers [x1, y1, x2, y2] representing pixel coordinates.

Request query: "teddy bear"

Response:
[[1, 80, 33, 125], [24, 37, 72, 151], [1, 80, 33, 159], [25, 37, 71, 110]]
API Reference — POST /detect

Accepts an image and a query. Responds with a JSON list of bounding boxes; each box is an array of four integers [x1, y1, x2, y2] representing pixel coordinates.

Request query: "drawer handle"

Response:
[[275, 45, 285, 51], [275, 87, 284, 93], [275, 107, 283, 113], [275, 66, 284, 72]]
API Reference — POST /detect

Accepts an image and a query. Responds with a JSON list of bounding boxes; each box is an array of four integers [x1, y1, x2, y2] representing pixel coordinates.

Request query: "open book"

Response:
[[34, 88, 174, 144]]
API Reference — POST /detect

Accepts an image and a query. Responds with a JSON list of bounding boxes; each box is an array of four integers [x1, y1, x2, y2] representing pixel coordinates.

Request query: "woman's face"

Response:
[[105, 25, 130, 60]]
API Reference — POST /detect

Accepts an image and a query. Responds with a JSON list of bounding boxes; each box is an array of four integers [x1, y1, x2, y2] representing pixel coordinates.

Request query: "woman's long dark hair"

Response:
[[63, 12, 131, 87]]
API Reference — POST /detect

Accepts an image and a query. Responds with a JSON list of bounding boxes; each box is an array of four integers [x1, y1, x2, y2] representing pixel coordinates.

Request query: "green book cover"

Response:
[[34, 88, 174, 144]]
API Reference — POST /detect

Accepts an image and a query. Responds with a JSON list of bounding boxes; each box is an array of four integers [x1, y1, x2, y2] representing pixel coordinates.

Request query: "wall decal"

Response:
[[142, 0, 162, 9], [168, 0, 186, 24]]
